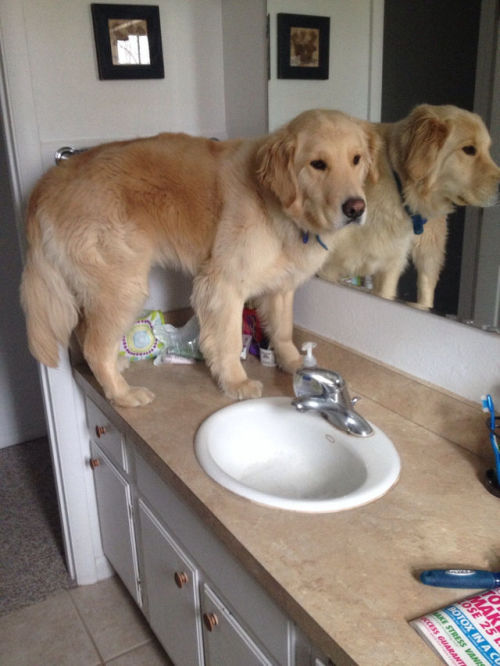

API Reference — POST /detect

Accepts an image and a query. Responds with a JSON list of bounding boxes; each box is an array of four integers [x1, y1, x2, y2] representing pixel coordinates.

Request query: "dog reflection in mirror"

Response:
[[319, 104, 500, 309]]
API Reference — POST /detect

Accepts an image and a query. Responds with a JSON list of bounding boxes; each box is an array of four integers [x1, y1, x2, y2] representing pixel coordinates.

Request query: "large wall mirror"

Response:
[[267, 0, 499, 333]]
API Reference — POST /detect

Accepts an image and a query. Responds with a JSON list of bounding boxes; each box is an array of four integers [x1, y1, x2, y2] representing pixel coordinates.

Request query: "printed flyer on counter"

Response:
[[410, 587, 500, 665]]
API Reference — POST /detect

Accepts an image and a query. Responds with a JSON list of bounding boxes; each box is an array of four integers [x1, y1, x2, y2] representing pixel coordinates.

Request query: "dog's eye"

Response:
[[310, 159, 327, 170], [462, 145, 477, 156], [353, 154, 361, 165]]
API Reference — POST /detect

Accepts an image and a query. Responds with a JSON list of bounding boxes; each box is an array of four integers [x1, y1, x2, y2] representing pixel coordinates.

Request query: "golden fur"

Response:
[[21, 109, 380, 407], [319, 104, 500, 308]]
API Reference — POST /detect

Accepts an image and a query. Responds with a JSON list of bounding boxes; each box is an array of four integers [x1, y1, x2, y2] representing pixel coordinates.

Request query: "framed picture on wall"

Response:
[[277, 13, 330, 80], [91, 4, 164, 80]]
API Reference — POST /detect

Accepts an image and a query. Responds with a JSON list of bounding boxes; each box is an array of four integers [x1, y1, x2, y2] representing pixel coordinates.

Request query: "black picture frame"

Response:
[[91, 4, 164, 80], [277, 13, 330, 80]]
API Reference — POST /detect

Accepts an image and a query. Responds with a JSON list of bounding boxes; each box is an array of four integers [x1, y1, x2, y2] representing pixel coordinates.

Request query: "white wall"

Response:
[[267, 0, 383, 129], [2, 0, 233, 319], [2, 0, 228, 198], [30, 0, 227, 147], [221, 0, 268, 138]]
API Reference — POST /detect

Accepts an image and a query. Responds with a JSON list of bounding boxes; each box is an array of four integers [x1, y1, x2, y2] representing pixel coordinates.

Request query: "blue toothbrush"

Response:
[[420, 569, 500, 589], [482, 394, 500, 497]]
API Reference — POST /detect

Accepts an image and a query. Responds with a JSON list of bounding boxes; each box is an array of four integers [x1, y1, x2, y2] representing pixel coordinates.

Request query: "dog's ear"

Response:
[[402, 105, 449, 189], [362, 122, 382, 184], [256, 130, 303, 218]]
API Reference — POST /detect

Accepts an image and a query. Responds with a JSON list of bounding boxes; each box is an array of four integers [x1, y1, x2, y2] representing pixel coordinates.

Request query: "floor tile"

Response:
[[0, 589, 100, 666], [70, 576, 153, 661], [106, 640, 173, 665]]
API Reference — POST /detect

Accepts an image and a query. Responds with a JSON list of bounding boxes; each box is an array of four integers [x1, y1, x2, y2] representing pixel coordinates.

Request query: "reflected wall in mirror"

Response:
[[267, 0, 499, 332], [108, 19, 150, 66]]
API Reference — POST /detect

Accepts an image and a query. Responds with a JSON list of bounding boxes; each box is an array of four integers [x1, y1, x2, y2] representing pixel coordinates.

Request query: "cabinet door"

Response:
[[138, 500, 203, 666], [201, 583, 274, 666], [91, 442, 141, 605]]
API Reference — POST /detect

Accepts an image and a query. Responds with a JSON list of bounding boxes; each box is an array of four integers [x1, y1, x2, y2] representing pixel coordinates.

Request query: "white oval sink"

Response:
[[195, 397, 400, 513]]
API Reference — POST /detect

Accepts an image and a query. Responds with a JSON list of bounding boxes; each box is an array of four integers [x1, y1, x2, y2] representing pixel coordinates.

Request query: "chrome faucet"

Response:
[[292, 368, 373, 437]]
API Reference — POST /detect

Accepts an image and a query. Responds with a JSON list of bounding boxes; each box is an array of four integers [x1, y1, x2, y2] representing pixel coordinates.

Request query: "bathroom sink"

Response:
[[195, 397, 400, 513]]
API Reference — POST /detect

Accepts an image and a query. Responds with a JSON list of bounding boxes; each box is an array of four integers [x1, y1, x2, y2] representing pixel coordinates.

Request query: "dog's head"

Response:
[[394, 104, 500, 216], [256, 109, 381, 234]]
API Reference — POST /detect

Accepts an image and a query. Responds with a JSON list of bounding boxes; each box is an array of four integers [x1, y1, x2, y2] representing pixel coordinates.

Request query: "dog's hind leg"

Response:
[[255, 290, 302, 373], [81, 278, 154, 407]]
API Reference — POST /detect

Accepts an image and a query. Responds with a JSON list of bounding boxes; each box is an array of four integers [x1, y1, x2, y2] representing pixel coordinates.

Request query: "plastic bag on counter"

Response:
[[153, 315, 203, 365]]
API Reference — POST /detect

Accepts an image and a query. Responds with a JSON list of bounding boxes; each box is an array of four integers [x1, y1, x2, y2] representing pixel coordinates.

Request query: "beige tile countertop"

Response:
[[74, 326, 499, 666]]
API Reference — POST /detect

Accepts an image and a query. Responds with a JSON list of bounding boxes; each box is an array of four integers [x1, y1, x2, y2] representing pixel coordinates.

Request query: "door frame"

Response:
[[458, 0, 499, 324]]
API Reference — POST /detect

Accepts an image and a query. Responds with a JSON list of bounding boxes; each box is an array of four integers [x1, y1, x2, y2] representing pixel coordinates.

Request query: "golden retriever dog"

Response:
[[319, 104, 500, 309], [21, 109, 380, 407]]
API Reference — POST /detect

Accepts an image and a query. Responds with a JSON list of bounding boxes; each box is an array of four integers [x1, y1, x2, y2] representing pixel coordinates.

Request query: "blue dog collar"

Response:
[[392, 170, 427, 235], [301, 230, 329, 250]]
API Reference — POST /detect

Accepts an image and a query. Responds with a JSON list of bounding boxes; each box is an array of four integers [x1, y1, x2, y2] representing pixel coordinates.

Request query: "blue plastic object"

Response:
[[482, 394, 500, 497], [420, 569, 500, 589]]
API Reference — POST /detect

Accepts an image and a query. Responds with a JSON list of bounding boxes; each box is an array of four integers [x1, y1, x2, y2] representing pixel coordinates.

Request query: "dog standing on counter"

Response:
[[319, 104, 500, 309], [21, 109, 380, 407]]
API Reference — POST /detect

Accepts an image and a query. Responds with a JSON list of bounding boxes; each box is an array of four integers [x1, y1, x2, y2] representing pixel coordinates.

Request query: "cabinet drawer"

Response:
[[86, 398, 127, 472], [201, 583, 274, 666], [135, 452, 291, 666]]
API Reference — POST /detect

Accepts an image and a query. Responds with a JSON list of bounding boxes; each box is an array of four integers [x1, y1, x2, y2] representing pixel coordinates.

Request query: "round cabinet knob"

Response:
[[174, 571, 189, 588], [89, 458, 101, 469], [95, 425, 107, 438], [203, 612, 219, 632]]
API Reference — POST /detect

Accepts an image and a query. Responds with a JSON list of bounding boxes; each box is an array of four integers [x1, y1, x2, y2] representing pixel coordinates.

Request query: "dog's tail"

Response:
[[20, 210, 79, 368]]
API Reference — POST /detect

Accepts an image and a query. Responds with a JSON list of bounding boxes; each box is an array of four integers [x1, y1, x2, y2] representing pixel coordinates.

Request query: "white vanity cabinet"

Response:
[[135, 450, 291, 665], [85, 394, 329, 666], [87, 400, 141, 606]]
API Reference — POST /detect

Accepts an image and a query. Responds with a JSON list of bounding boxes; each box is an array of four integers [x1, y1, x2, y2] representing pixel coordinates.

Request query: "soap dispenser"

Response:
[[301, 341, 317, 368], [293, 342, 321, 396]]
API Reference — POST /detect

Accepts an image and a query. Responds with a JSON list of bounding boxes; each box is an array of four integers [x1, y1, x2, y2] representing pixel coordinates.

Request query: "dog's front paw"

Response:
[[223, 379, 263, 400], [277, 355, 302, 374], [111, 386, 155, 407], [274, 344, 302, 374]]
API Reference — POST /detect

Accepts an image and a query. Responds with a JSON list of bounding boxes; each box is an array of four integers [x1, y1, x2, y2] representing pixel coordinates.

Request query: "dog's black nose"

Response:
[[342, 197, 365, 221]]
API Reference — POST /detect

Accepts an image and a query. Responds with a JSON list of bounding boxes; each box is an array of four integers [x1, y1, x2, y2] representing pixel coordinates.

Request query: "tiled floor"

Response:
[[0, 576, 173, 665]]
